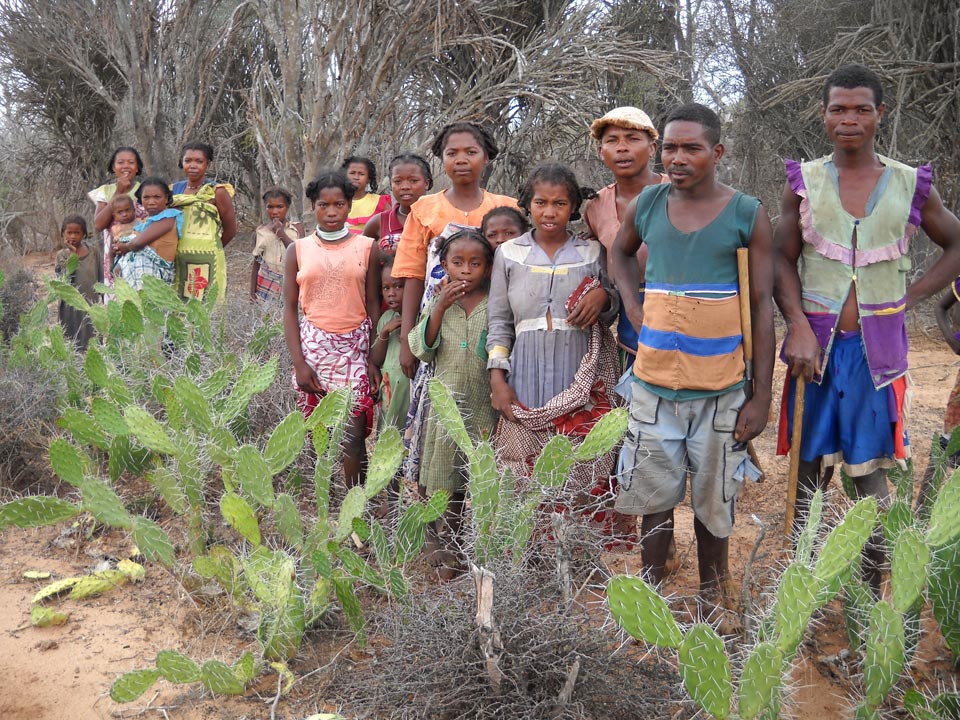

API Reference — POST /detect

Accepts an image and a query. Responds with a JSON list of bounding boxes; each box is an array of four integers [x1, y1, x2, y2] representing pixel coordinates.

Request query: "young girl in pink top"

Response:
[[283, 169, 381, 490]]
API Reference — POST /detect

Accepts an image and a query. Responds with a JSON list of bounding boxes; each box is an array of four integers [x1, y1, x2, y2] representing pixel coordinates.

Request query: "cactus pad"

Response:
[[773, 563, 818, 656], [111, 668, 162, 703], [891, 527, 928, 613], [264, 411, 306, 475], [795, 489, 824, 566], [124, 405, 178, 455], [863, 599, 905, 708], [573, 406, 628, 461], [606, 575, 683, 648], [173, 376, 213, 432], [273, 493, 305, 549], [679, 623, 732, 720], [364, 426, 403, 500], [80, 478, 133, 530], [927, 467, 960, 548], [0, 496, 80, 530], [220, 492, 262, 546], [132, 516, 175, 567], [200, 659, 246, 695], [235, 445, 276, 509], [737, 641, 784, 720], [814, 496, 878, 586], [532, 435, 575, 490], [335, 487, 367, 543], [156, 650, 201, 683], [928, 538, 960, 657], [427, 379, 474, 454]]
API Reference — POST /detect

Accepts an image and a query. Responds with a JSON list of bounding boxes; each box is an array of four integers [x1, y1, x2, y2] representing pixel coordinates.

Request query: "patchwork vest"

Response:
[[785, 155, 932, 389]]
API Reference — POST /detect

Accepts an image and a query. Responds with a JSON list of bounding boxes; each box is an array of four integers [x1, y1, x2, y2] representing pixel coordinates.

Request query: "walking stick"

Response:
[[735, 248, 765, 482], [784, 377, 806, 535]]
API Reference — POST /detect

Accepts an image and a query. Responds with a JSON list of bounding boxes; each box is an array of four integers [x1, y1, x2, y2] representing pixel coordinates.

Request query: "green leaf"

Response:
[[200, 660, 246, 695], [335, 487, 367, 543], [124, 406, 178, 455], [80, 478, 133, 529], [132, 516, 175, 567], [156, 650, 201, 684], [0, 497, 80, 530], [220, 492, 261, 545], [110, 669, 162, 703], [234, 445, 275, 508], [264, 412, 306, 475]]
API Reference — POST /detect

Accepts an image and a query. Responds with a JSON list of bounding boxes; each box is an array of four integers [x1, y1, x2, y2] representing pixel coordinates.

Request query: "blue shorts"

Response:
[[780, 331, 909, 476]]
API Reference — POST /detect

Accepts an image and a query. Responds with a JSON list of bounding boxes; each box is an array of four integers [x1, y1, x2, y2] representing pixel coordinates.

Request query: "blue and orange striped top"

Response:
[[631, 183, 760, 400]]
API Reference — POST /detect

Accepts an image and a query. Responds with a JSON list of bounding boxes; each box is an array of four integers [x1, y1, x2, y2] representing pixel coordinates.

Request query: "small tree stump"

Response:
[[471, 564, 504, 693]]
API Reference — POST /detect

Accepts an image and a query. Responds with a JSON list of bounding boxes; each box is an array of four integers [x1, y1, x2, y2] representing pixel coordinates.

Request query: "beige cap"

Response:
[[590, 107, 658, 141]]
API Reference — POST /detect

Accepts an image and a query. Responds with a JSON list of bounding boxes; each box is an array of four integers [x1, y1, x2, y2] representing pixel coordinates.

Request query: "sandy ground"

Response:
[[2, 247, 958, 718]]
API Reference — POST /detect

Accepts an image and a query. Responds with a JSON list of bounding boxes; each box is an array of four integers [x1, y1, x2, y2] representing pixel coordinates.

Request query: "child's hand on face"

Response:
[[435, 276, 468, 312]]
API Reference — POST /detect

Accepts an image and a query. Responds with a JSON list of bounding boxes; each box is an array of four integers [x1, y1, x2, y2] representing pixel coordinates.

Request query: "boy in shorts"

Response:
[[774, 64, 960, 591], [611, 103, 775, 634]]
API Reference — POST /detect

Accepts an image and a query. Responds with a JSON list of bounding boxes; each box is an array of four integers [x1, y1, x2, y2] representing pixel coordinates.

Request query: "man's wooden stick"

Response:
[[784, 377, 806, 534], [736, 248, 765, 481]]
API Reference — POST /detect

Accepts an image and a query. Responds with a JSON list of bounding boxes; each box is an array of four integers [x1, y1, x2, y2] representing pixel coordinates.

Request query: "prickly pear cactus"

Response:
[[813, 496, 878, 587], [678, 623, 731, 720], [891, 527, 929, 613], [926, 467, 960, 548], [427, 379, 474, 455], [737, 641, 784, 720], [842, 577, 873, 652], [795, 489, 824, 566], [0, 496, 81, 530], [863, 599, 905, 709], [364, 426, 404, 500], [572, 406, 628, 461], [263, 411, 306, 476], [607, 575, 683, 649], [928, 537, 960, 657], [773, 563, 818, 656], [532, 434, 575, 490]]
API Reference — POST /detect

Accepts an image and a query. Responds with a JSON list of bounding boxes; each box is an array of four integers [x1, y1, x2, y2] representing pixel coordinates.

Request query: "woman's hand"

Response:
[[367, 361, 381, 395], [490, 372, 521, 422], [293, 361, 323, 394], [115, 174, 134, 196], [566, 287, 608, 328]]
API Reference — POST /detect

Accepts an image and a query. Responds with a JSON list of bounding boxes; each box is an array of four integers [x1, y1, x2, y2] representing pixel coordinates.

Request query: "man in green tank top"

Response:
[[611, 104, 775, 635]]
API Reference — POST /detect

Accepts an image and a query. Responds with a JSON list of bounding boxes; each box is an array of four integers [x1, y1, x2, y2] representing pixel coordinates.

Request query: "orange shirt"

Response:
[[392, 191, 518, 280], [296, 232, 374, 333]]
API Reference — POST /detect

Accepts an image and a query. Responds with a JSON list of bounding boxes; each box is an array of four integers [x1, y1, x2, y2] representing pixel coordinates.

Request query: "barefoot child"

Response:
[[480, 206, 528, 250], [612, 104, 775, 634], [364, 154, 433, 254], [250, 187, 304, 303], [774, 64, 960, 591], [56, 215, 102, 349], [409, 229, 497, 579], [342, 156, 391, 234], [111, 177, 182, 289], [486, 163, 622, 545], [284, 169, 381, 490]]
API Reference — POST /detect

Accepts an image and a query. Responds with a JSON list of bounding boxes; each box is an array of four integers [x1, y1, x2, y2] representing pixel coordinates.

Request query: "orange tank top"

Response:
[[296, 232, 374, 333]]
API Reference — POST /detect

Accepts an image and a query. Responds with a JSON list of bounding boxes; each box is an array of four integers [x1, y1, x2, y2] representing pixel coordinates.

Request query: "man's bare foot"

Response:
[[664, 535, 680, 576]]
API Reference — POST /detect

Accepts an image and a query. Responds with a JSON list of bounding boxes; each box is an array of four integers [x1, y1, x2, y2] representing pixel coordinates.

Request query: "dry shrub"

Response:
[[322, 558, 691, 720], [0, 266, 41, 341]]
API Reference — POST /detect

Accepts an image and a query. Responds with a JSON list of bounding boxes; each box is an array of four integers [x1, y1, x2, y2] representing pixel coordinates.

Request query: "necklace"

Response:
[[317, 228, 349, 242], [396, 206, 409, 218], [186, 182, 203, 190]]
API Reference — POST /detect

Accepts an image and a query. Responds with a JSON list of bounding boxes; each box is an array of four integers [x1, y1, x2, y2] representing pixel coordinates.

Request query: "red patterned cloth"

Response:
[[294, 317, 373, 430]]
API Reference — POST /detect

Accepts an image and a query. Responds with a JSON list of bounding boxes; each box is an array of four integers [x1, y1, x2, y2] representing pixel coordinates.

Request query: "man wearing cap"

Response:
[[583, 107, 669, 371]]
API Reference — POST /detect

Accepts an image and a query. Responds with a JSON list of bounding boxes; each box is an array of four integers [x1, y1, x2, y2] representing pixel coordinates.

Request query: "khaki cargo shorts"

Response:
[[614, 381, 747, 538]]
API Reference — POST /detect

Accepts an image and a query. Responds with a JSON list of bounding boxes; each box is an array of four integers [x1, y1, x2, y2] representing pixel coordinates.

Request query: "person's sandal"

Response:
[[698, 586, 743, 637]]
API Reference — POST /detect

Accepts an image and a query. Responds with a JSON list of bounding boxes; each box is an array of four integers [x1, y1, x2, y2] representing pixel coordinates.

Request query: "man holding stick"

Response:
[[612, 103, 774, 634], [774, 64, 960, 591]]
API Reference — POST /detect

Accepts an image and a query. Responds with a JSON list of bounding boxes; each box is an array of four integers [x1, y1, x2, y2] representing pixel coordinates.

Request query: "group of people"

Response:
[[56, 63, 960, 634]]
